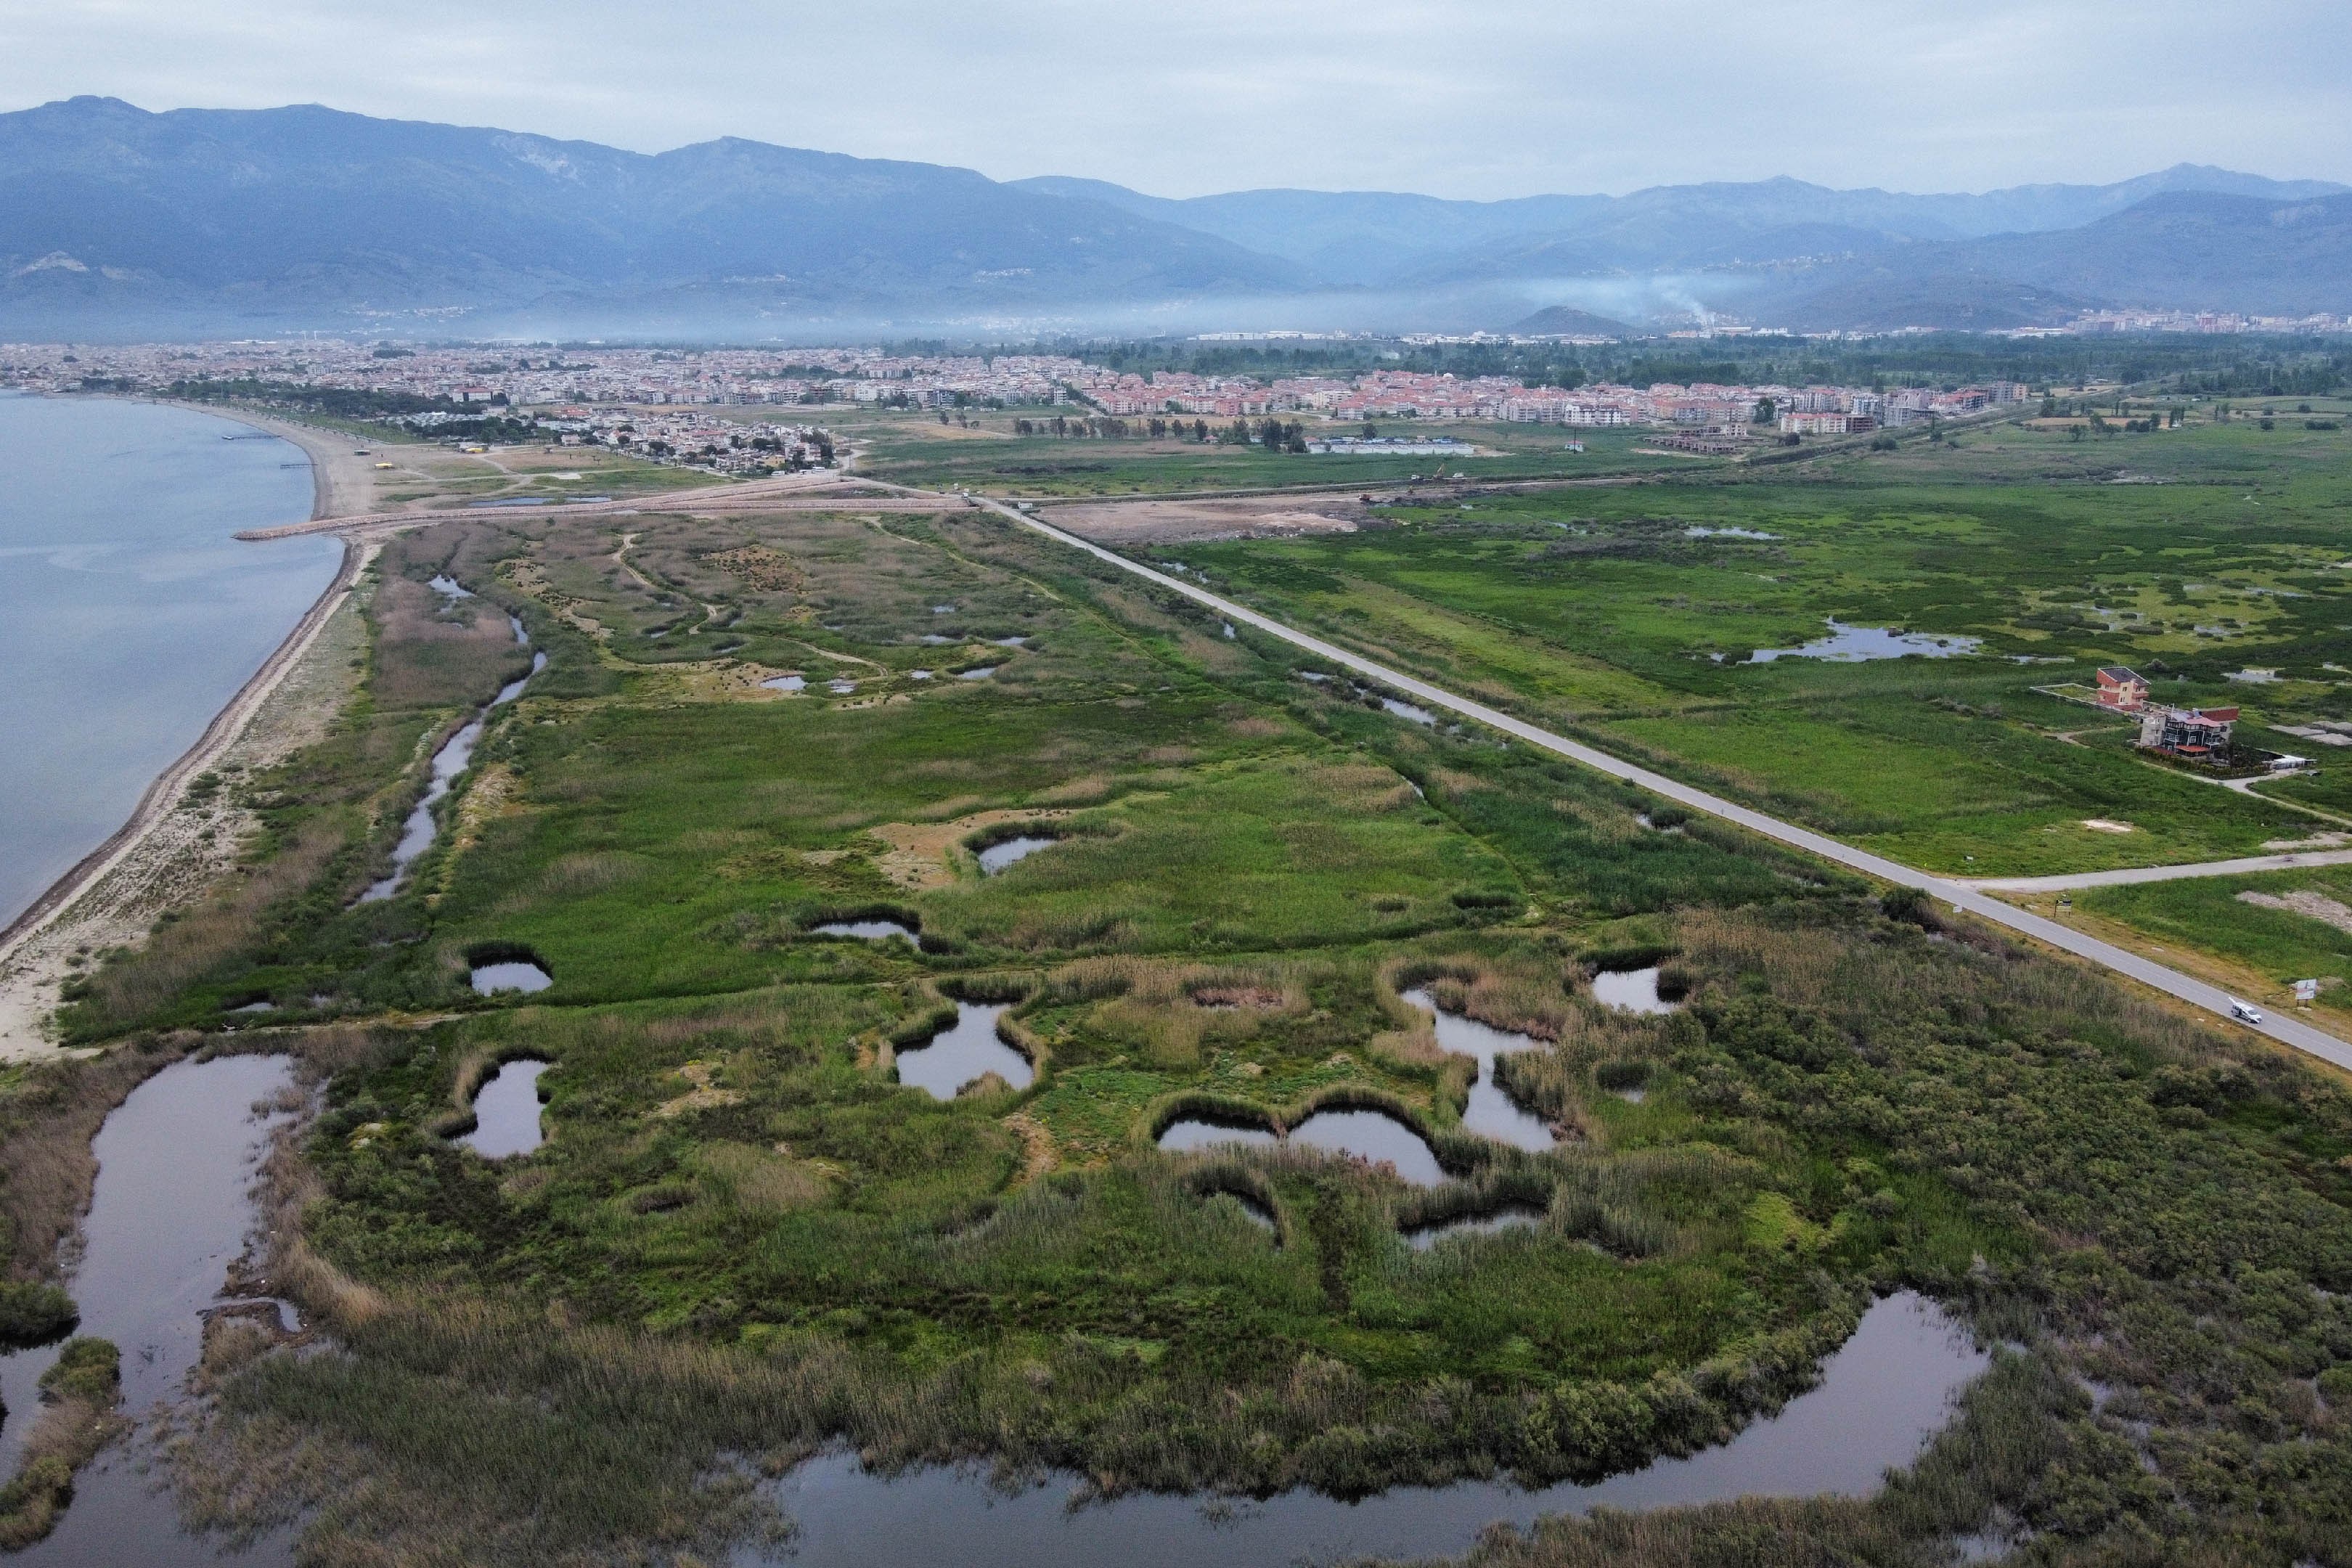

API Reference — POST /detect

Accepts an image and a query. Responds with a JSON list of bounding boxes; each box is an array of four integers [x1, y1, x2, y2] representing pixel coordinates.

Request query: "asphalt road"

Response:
[[1964, 849, 2352, 892], [976, 496, 2352, 1076]]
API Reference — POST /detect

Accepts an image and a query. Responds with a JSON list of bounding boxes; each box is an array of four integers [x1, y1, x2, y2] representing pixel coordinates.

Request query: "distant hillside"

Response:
[[1506, 305, 1638, 338], [1755, 192, 2352, 327], [1, 97, 2343, 338], [0, 97, 1300, 336]]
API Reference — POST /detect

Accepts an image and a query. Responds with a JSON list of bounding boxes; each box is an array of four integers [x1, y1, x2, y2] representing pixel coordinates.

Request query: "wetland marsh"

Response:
[[10, 393, 2352, 1567]]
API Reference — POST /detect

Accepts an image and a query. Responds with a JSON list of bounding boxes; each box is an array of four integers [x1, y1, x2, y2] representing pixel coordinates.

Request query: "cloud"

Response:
[[1, 0, 2343, 197]]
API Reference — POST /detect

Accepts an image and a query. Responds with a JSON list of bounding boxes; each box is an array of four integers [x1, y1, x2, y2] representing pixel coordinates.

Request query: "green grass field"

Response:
[[1156, 420, 2352, 873]]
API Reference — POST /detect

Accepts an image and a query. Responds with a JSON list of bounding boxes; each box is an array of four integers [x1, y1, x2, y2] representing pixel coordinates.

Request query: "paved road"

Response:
[[1964, 849, 2352, 892], [973, 497, 2352, 1075]]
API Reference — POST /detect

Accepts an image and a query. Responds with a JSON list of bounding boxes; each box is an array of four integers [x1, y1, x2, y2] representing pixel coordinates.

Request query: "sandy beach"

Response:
[[0, 403, 378, 1058]]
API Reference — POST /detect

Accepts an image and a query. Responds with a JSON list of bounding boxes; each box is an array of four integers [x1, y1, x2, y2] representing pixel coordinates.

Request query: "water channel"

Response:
[[746, 1290, 1987, 1568], [0, 1053, 300, 1567], [357, 600, 542, 904]]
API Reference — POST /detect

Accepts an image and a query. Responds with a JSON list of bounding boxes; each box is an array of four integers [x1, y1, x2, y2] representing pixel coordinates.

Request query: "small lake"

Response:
[[743, 1291, 1986, 1568], [470, 960, 552, 995], [461, 1060, 550, 1157], [977, 836, 1057, 874], [1400, 988, 1554, 1151], [958, 666, 997, 680], [897, 1003, 1032, 1098], [762, 674, 807, 692], [0, 1053, 301, 1567], [1747, 621, 1982, 663], [813, 918, 918, 942], [1159, 1108, 1445, 1187], [1591, 966, 1678, 1015]]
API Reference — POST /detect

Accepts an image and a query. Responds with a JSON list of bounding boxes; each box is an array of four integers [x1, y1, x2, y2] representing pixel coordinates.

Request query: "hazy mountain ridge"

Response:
[[1, 96, 2344, 338]]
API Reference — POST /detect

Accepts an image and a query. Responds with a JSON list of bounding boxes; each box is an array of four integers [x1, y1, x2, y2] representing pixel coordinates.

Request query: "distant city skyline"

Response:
[[1, 0, 2344, 202]]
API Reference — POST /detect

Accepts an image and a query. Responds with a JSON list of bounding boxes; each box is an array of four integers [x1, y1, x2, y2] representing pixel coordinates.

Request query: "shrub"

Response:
[[0, 1284, 76, 1349], [36, 1338, 120, 1405]]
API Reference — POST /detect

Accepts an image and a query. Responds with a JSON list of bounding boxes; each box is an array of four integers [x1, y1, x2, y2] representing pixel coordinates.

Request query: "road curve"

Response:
[[971, 496, 2352, 1074], [1963, 849, 2352, 892]]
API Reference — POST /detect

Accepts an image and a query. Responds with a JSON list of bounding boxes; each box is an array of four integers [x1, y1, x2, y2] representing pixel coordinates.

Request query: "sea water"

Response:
[[0, 393, 337, 926]]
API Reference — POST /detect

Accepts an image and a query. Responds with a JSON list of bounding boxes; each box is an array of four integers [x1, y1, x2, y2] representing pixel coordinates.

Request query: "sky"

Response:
[[1, 0, 2345, 200]]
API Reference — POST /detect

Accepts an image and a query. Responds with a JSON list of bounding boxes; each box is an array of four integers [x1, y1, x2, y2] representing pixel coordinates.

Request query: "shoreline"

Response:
[[0, 398, 375, 1057]]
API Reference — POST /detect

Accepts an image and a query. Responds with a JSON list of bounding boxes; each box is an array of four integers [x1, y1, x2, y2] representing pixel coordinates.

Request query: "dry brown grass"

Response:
[[71, 817, 346, 1040]]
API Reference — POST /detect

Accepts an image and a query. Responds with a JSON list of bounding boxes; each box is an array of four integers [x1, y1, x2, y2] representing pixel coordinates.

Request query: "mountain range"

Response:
[[3, 96, 2346, 339]]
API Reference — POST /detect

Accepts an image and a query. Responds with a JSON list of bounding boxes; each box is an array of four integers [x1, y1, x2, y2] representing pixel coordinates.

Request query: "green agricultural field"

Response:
[[834, 404, 1713, 495], [1156, 438, 2352, 873], [20, 483, 2352, 1567]]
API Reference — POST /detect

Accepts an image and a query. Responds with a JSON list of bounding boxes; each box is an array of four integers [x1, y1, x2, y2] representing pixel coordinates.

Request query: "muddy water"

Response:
[[1400, 987, 1554, 1151], [896, 1003, 1032, 1098], [748, 1291, 1985, 1568], [0, 1053, 299, 1567], [1159, 1108, 1446, 1186], [462, 1060, 550, 1157]]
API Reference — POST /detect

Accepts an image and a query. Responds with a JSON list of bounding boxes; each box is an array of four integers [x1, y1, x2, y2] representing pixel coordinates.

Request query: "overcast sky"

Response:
[[1, 0, 2344, 200]]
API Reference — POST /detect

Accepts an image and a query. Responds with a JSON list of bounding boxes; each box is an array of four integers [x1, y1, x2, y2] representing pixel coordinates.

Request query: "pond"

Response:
[[896, 1003, 1032, 1099], [0, 1053, 301, 1567], [1381, 697, 1437, 724], [977, 836, 1057, 874], [1591, 966, 1678, 1016], [1685, 526, 1779, 539], [761, 674, 807, 692], [1747, 621, 1982, 663], [1159, 1108, 1445, 1187], [1156, 1116, 1278, 1152], [812, 918, 918, 942], [828, 679, 857, 695], [1400, 987, 1554, 1151], [958, 666, 998, 680], [1404, 1203, 1545, 1251], [742, 1291, 1987, 1568], [461, 1059, 550, 1158], [470, 960, 552, 995]]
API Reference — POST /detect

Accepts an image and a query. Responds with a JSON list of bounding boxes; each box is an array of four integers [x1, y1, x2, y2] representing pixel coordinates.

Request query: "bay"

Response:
[[0, 393, 338, 926]]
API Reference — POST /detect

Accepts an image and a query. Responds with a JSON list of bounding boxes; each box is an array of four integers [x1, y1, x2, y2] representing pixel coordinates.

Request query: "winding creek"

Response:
[[747, 1291, 1987, 1568], [358, 600, 542, 903]]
